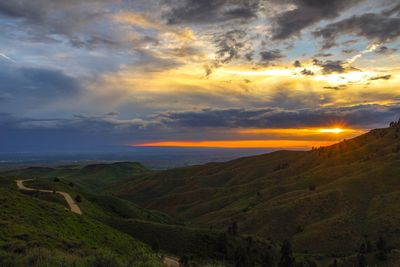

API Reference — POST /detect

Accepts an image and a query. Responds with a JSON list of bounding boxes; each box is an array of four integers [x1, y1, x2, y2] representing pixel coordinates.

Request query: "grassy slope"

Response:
[[2, 161, 148, 191], [0, 178, 162, 267], [110, 125, 400, 255], [18, 178, 278, 265]]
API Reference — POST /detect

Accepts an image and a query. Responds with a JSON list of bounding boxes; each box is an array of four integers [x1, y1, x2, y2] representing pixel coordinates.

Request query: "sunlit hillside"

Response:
[[111, 121, 400, 257]]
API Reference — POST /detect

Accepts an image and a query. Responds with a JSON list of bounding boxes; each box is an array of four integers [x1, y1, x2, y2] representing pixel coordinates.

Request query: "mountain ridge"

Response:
[[109, 123, 400, 255]]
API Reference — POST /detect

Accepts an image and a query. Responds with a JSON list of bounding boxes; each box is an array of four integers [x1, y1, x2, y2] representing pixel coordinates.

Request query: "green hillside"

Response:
[[2, 161, 148, 190], [1, 174, 280, 266], [0, 178, 162, 267], [110, 123, 400, 258]]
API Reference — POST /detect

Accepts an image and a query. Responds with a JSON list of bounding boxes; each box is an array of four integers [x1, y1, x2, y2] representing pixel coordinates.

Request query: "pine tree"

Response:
[[279, 240, 294, 267], [376, 235, 388, 261], [232, 221, 238, 235], [262, 251, 273, 267], [75, 194, 82, 203], [179, 255, 190, 267]]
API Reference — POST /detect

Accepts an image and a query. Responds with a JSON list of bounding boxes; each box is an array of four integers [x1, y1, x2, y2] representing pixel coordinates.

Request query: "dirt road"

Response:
[[16, 179, 82, 215], [163, 256, 179, 267]]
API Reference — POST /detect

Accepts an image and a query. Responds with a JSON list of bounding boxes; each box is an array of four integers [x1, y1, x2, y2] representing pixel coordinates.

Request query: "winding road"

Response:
[[16, 179, 82, 215], [163, 256, 179, 267], [16, 179, 179, 266]]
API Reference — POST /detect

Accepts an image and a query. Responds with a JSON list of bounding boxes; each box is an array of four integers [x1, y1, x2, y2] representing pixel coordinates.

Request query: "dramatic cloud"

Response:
[[375, 46, 397, 54], [369, 75, 392, 81], [323, 85, 347, 90], [313, 59, 347, 74], [259, 49, 283, 64], [214, 29, 247, 63], [301, 69, 315, 76], [165, 0, 260, 24], [0, 63, 82, 114], [156, 104, 400, 129], [272, 0, 364, 40], [313, 12, 400, 48]]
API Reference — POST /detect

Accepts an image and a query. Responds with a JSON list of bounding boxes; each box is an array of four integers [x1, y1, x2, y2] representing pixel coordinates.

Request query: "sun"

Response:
[[318, 128, 345, 134]]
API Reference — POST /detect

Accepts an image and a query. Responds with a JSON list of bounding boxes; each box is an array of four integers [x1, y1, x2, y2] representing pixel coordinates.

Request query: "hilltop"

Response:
[[2, 161, 148, 190], [110, 122, 400, 256]]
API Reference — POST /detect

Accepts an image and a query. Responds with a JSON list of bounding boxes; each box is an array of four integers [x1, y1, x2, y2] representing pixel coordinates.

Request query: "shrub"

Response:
[[75, 195, 82, 203]]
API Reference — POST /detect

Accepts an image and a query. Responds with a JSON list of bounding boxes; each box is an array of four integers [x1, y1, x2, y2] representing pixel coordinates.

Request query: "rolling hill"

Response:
[[1, 170, 279, 266], [0, 178, 163, 267], [109, 122, 400, 257], [2, 161, 148, 190]]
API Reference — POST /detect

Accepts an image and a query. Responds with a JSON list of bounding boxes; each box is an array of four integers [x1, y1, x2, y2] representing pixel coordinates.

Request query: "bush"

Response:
[[86, 251, 123, 267], [75, 195, 82, 203]]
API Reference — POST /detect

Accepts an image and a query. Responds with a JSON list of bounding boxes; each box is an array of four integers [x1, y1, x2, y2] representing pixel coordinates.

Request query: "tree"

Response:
[[328, 259, 338, 267], [376, 235, 388, 261], [357, 253, 367, 267], [53, 177, 60, 182], [234, 246, 252, 267], [151, 241, 160, 253], [75, 194, 82, 203], [69, 182, 74, 187], [262, 251, 273, 267], [359, 243, 367, 254], [232, 221, 238, 235], [216, 233, 228, 256], [179, 255, 189, 267], [228, 221, 238, 235], [279, 240, 294, 267]]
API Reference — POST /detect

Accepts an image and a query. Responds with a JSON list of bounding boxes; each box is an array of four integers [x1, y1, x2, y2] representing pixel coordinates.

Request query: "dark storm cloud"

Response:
[[369, 75, 392, 81], [375, 46, 397, 54], [313, 59, 347, 74], [0, 0, 122, 49], [165, 0, 260, 24], [0, 113, 149, 132], [214, 29, 247, 63], [272, 0, 364, 40], [314, 53, 333, 57], [156, 104, 400, 129], [383, 3, 400, 16], [301, 69, 314, 76], [342, 48, 357, 54], [0, 63, 82, 110], [259, 49, 283, 64], [313, 12, 400, 49], [323, 85, 347, 90]]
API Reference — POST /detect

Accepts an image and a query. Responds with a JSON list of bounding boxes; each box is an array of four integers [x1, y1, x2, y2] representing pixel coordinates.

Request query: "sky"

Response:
[[0, 0, 400, 152]]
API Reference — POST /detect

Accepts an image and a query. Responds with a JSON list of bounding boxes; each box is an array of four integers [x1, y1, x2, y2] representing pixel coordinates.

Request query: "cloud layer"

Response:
[[0, 0, 399, 151]]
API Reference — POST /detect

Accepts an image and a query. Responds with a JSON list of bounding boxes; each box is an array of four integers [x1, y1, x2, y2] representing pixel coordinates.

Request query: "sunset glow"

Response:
[[133, 140, 336, 149], [318, 128, 345, 134], [239, 128, 362, 136]]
